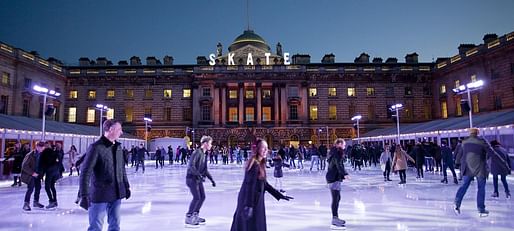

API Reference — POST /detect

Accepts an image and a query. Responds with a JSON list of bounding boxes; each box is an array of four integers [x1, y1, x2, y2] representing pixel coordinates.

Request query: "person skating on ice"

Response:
[[184, 135, 216, 227], [326, 138, 350, 230], [230, 138, 293, 231]]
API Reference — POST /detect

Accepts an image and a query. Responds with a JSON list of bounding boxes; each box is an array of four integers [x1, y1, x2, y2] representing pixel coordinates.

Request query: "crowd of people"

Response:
[[1, 122, 512, 230]]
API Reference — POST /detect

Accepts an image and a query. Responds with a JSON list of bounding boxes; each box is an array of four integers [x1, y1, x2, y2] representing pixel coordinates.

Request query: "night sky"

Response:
[[1, 0, 513, 65]]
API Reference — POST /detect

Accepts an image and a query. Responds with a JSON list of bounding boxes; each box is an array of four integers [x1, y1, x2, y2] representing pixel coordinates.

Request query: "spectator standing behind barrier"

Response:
[[78, 119, 131, 231]]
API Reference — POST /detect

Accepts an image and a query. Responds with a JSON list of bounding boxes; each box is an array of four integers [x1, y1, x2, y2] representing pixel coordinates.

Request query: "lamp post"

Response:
[[95, 104, 110, 137], [143, 116, 152, 149], [32, 85, 60, 141], [452, 80, 484, 128], [191, 128, 195, 149], [351, 115, 362, 143], [389, 104, 403, 144]]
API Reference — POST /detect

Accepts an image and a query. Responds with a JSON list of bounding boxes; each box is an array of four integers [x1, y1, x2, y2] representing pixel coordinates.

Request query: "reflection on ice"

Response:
[[0, 162, 512, 230]]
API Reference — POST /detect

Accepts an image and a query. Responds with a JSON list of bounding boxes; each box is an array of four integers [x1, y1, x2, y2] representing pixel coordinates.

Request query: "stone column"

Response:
[[274, 85, 280, 126], [256, 82, 262, 126], [213, 84, 220, 126], [221, 86, 226, 125], [280, 84, 287, 125], [238, 82, 244, 125], [192, 83, 199, 126], [301, 83, 308, 124]]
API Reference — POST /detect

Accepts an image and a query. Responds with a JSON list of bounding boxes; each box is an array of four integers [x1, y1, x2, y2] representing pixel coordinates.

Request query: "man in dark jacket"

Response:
[[185, 135, 216, 227], [326, 138, 350, 229], [135, 143, 149, 173], [441, 141, 458, 184], [412, 142, 426, 179], [79, 119, 131, 231], [20, 141, 46, 211], [454, 128, 494, 217], [40, 142, 61, 209]]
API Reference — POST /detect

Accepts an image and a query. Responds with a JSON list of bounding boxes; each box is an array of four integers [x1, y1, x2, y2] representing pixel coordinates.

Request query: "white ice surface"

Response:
[[0, 161, 513, 231]]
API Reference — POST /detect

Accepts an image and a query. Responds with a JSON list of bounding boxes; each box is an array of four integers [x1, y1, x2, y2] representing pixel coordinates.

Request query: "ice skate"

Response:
[[330, 217, 346, 230]]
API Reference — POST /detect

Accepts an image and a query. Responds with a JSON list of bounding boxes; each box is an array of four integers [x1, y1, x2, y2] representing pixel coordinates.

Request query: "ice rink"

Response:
[[0, 161, 513, 231]]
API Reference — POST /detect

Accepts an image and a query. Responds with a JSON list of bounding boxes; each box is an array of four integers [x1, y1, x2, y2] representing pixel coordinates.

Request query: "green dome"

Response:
[[228, 30, 270, 52]]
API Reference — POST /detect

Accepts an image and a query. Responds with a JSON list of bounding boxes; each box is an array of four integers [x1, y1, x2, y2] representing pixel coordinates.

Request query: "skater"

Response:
[[326, 138, 350, 230], [135, 143, 149, 173], [40, 141, 61, 209], [319, 144, 328, 170], [454, 128, 496, 217], [272, 152, 287, 192], [412, 142, 426, 179], [379, 144, 393, 182], [168, 145, 174, 165], [440, 141, 458, 184], [3, 142, 24, 187], [155, 146, 162, 169], [392, 144, 415, 184], [66, 145, 79, 176], [20, 141, 47, 211], [310, 144, 320, 171], [230, 139, 293, 231], [78, 119, 131, 231], [489, 140, 511, 198], [185, 136, 216, 227]]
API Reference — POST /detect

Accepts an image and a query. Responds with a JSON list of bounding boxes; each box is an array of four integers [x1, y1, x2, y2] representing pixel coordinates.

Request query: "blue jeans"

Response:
[[88, 199, 121, 231], [455, 176, 486, 212]]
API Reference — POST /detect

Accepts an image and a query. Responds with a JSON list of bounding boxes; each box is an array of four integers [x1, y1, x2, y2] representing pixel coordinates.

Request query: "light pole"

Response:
[[389, 104, 403, 144], [95, 104, 110, 137], [452, 80, 484, 128], [351, 115, 362, 143], [143, 115, 152, 149], [32, 85, 60, 141], [191, 128, 195, 149]]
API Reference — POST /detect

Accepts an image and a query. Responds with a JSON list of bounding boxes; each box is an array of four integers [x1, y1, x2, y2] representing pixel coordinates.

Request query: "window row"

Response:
[[69, 89, 192, 100]]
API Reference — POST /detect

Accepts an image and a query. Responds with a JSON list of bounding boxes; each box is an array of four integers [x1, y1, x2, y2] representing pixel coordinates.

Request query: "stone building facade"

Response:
[[1, 30, 513, 148]]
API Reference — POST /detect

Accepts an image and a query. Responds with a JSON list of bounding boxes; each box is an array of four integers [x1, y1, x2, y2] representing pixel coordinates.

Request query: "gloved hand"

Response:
[[125, 188, 131, 199], [243, 206, 253, 220], [211, 181, 216, 187], [280, 195, 294, 201], [79, 196, 90, 210]]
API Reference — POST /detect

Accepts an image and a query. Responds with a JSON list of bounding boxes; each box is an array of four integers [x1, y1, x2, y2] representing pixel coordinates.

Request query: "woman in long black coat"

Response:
[[489, 140, 511, 198], [231, 139, 293, 231]]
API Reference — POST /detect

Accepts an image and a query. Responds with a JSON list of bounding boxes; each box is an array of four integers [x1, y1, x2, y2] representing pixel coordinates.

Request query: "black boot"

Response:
[[453, 177, 458, 184], [441, 178, 448, 184]]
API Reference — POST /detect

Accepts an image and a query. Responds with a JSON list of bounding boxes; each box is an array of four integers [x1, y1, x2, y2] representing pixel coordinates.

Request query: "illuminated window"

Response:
[[289, 105, 298, 120], [229, 90, 237, 99], [329, 105, 337, 120], [107, 90, 115, 99], [245, 90, 254, 99], [126, 89, 134, 98], [164, 89, 172, 98], [328, 87, 337, 97], [105, 108, 114, 119], [456, 98, 462, 116], [145, 89, 152, 98], [472, 94, 479, 113], [1, 72, 9, 85], [471, 74, 477, 82], [262, 89, 271, 99], [347, 88, 355, 97], [441, 101, 448, 118], [440, 85, 446, 94], [309, 105, 318, 120], [229, 107, 238, 122], [183, 89, 191, 98], [88, 90, 96, 100], [68, 107, 77, 122], [262, 107, 271, 121], [309, 88, 317, 97], [366, 87, 375, 96], [245, 107, 254, 121], [125, 107, 133, 122], [87, 107, 95, 123], [69, 90, 78, 99], [455, 80, 460, 89]]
